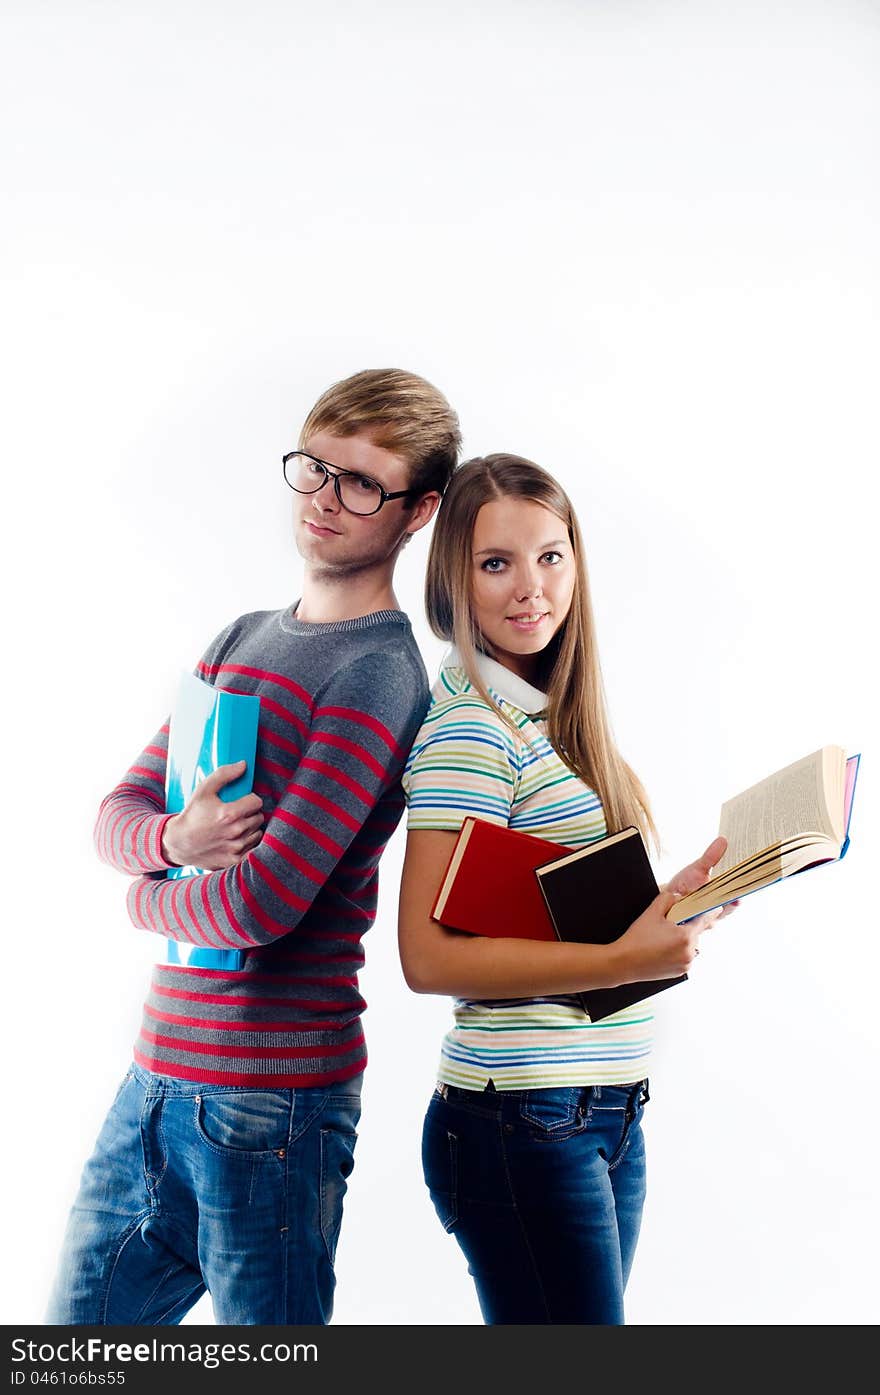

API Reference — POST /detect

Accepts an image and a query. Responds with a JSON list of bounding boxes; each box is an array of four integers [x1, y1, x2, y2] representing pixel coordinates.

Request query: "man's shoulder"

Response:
[[208, 606, 428, 719], [318, 626, 428, 711], [198, 608, 281, 667]]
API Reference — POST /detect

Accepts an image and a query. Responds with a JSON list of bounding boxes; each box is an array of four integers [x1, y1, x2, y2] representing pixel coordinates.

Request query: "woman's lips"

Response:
[[506, 613, 549, 632]]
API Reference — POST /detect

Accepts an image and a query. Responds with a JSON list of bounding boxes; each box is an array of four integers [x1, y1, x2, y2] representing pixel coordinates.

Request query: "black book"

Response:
[[534, 827, 686, 1023]]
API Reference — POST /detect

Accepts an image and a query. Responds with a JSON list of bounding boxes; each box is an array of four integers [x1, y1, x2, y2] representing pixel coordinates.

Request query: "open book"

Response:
[[668, 745, 859, 923]]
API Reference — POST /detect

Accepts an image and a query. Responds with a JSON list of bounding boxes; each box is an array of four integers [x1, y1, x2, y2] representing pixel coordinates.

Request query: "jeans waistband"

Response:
[[130, 1062, 365, 1099], [439, 1079, 649, 1107]]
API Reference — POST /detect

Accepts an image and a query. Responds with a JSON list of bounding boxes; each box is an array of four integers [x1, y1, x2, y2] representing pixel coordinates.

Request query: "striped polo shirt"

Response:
[[402, 650, 654, 1089], [94, 605, 429, 1087]]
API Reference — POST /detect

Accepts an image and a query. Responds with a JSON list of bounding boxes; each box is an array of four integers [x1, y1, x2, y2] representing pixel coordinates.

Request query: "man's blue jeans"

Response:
[[422, 1079, 649, 1324], [46, 1064, 362, 1325]]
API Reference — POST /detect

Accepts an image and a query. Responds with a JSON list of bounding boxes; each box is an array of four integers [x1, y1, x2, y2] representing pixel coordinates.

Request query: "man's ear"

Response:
[[404, 491, 441, 536]]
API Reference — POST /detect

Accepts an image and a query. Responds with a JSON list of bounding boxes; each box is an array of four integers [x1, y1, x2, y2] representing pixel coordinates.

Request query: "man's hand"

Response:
[[663, 835, 739, 927], [161, 762, 264, 870]]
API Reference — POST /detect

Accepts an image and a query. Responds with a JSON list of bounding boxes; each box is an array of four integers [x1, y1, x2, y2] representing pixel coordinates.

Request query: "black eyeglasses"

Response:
[[282, 451, 414, 517]]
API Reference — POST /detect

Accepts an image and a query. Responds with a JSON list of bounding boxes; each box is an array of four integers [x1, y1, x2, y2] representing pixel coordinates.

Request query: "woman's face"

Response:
[[470, 496, 576, 683]]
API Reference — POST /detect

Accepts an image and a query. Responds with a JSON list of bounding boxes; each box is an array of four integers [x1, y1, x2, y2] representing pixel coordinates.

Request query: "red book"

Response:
[[430, 817, 572, 941]]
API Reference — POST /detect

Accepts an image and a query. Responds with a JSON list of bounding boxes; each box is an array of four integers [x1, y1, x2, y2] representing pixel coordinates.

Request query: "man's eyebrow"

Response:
[[473, 539, 568, 556]]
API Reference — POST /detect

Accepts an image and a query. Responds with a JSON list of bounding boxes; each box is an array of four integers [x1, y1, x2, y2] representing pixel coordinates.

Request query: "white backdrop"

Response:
[[3, 0, 877, 1327]]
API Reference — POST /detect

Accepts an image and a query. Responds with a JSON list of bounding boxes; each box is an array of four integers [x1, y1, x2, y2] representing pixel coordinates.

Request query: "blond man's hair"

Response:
[[299, 369, 462, 499]]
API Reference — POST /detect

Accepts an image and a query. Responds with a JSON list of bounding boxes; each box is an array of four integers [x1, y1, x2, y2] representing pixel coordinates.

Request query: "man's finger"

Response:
[[198, 761, 248, 795], [226, 792, 263, 817]]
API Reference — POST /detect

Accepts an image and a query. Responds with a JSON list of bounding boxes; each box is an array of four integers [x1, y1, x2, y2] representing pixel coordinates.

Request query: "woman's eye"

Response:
[[541, 551, 563, 565], [480, 557, 506, 573]]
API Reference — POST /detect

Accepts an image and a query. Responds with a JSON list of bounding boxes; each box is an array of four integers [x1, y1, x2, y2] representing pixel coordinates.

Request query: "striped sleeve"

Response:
[[92, 722, 176, 874], [402, 696, 519, 832], [125, 649, 421, 949]]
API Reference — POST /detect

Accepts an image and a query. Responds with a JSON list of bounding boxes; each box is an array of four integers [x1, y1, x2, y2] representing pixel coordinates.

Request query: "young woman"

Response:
[[398, 454, 735, 1325]]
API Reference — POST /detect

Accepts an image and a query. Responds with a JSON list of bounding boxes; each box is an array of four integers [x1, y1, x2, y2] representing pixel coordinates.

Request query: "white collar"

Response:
[[441, 646, 549, 716]]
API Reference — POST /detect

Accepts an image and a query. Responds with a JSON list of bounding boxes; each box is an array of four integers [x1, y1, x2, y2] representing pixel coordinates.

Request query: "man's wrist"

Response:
[[160, 814, 183, 867]]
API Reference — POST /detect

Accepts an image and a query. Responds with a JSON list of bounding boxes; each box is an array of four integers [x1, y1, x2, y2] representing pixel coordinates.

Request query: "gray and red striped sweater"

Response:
[[94, 604, 429, 1087]]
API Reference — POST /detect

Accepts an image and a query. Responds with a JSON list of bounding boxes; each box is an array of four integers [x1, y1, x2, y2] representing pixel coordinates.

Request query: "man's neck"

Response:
[[295, 568, 401, 624]]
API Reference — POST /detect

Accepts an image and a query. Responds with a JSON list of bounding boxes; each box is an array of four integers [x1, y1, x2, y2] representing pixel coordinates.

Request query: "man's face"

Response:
[[293, 431, 433, 577]]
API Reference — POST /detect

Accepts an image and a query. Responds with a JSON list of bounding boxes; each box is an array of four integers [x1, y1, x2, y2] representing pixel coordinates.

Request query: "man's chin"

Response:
[[294, 534, 365, 577], [296, 523, 341, 557]]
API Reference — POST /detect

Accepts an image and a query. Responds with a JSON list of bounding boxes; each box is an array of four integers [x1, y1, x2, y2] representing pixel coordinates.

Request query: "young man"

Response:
[[47, 368, 461, 1326]]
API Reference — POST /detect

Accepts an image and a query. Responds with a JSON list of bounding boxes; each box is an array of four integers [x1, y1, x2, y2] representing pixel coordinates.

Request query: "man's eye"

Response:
[[353, 475, 380, 493]]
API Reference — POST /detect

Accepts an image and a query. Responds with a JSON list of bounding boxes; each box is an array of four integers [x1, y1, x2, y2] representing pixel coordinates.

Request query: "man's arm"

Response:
[[93, 721, 177, 875], [125, 648, 424, 949], [93, 620, 239, 876]]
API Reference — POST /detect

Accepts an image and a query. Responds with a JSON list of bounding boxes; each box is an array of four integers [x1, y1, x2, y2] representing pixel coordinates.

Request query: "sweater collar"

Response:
[[441, 646, 549, 716], [280, 601, 408, 635]]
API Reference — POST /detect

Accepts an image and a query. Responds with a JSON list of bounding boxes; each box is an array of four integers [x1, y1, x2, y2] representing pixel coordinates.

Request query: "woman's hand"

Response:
[[611, 891, 701, 982], [663, 835, 726, 896], [662, 835, 740, 928]]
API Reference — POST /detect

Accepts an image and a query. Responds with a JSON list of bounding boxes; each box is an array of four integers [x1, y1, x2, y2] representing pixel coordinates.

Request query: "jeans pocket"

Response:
[[195, 1091, 293, 1158], [320, 1127, 358, 1265], [422, 1107, 459, 1233], [111, 1068, 134, 1105], [606, 1089, 648, 1171], [519, 1087, 586, 1141]]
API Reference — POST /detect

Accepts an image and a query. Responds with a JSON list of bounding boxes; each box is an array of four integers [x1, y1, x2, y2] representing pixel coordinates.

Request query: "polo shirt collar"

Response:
[[442, 646, 549, 717]]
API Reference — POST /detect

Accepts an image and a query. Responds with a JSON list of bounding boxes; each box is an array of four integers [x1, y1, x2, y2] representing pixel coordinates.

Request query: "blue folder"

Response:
[[164, 670, 261, 970]]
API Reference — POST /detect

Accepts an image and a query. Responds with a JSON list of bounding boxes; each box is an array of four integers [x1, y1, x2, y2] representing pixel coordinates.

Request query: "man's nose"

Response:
[[312, 471, 341, 513]]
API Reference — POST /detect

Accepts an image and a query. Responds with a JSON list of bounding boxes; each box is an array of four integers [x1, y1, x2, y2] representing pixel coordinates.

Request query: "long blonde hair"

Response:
[[425, 454, 657, 847]]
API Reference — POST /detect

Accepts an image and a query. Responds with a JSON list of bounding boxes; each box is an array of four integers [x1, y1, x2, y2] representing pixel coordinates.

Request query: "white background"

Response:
[[3, 0, 878, 1327]]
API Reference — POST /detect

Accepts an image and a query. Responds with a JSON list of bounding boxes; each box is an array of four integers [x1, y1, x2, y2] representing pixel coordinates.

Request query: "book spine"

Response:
[[163, 681, 260, 972], [839, 753, 860, 859], [215, 690, 261, 803]]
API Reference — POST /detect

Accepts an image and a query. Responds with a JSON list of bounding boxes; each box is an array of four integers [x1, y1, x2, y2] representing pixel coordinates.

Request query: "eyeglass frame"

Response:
[[282, 450, 416, 516]]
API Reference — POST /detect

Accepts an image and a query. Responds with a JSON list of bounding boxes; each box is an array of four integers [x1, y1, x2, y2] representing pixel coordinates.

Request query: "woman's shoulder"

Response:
[[428, 667, 505, 716], [414, 668, 517, 745]]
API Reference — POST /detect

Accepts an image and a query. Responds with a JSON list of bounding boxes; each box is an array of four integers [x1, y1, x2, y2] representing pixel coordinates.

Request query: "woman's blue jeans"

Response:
[[422, 1079, 649, 1324], [46, 1063, 362, 1325]]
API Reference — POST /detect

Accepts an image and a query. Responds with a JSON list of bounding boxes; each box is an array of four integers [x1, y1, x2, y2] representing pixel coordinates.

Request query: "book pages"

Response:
[[713, 747, 843, 876]]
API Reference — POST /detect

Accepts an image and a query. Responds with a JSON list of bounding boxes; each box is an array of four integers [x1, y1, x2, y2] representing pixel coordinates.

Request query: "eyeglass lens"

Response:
[[289, 455, 384, 515]]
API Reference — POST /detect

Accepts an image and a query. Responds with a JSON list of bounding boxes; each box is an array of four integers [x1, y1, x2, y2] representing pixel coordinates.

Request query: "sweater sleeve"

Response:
[[125, 647, 426, 948], [92, 721, 176, 874], [92, 622, 237, 875]]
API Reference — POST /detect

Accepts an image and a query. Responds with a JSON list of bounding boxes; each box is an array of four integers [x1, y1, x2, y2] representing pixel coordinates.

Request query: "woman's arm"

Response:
[[398, 829, 707, 997]]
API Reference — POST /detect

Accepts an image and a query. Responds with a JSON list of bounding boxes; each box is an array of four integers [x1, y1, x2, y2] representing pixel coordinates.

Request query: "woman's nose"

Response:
[[514, 571, 542, 602]]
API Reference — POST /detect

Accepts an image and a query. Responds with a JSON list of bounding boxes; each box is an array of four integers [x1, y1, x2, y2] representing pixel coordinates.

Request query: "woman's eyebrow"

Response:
[[473, 539, 568, 557]]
